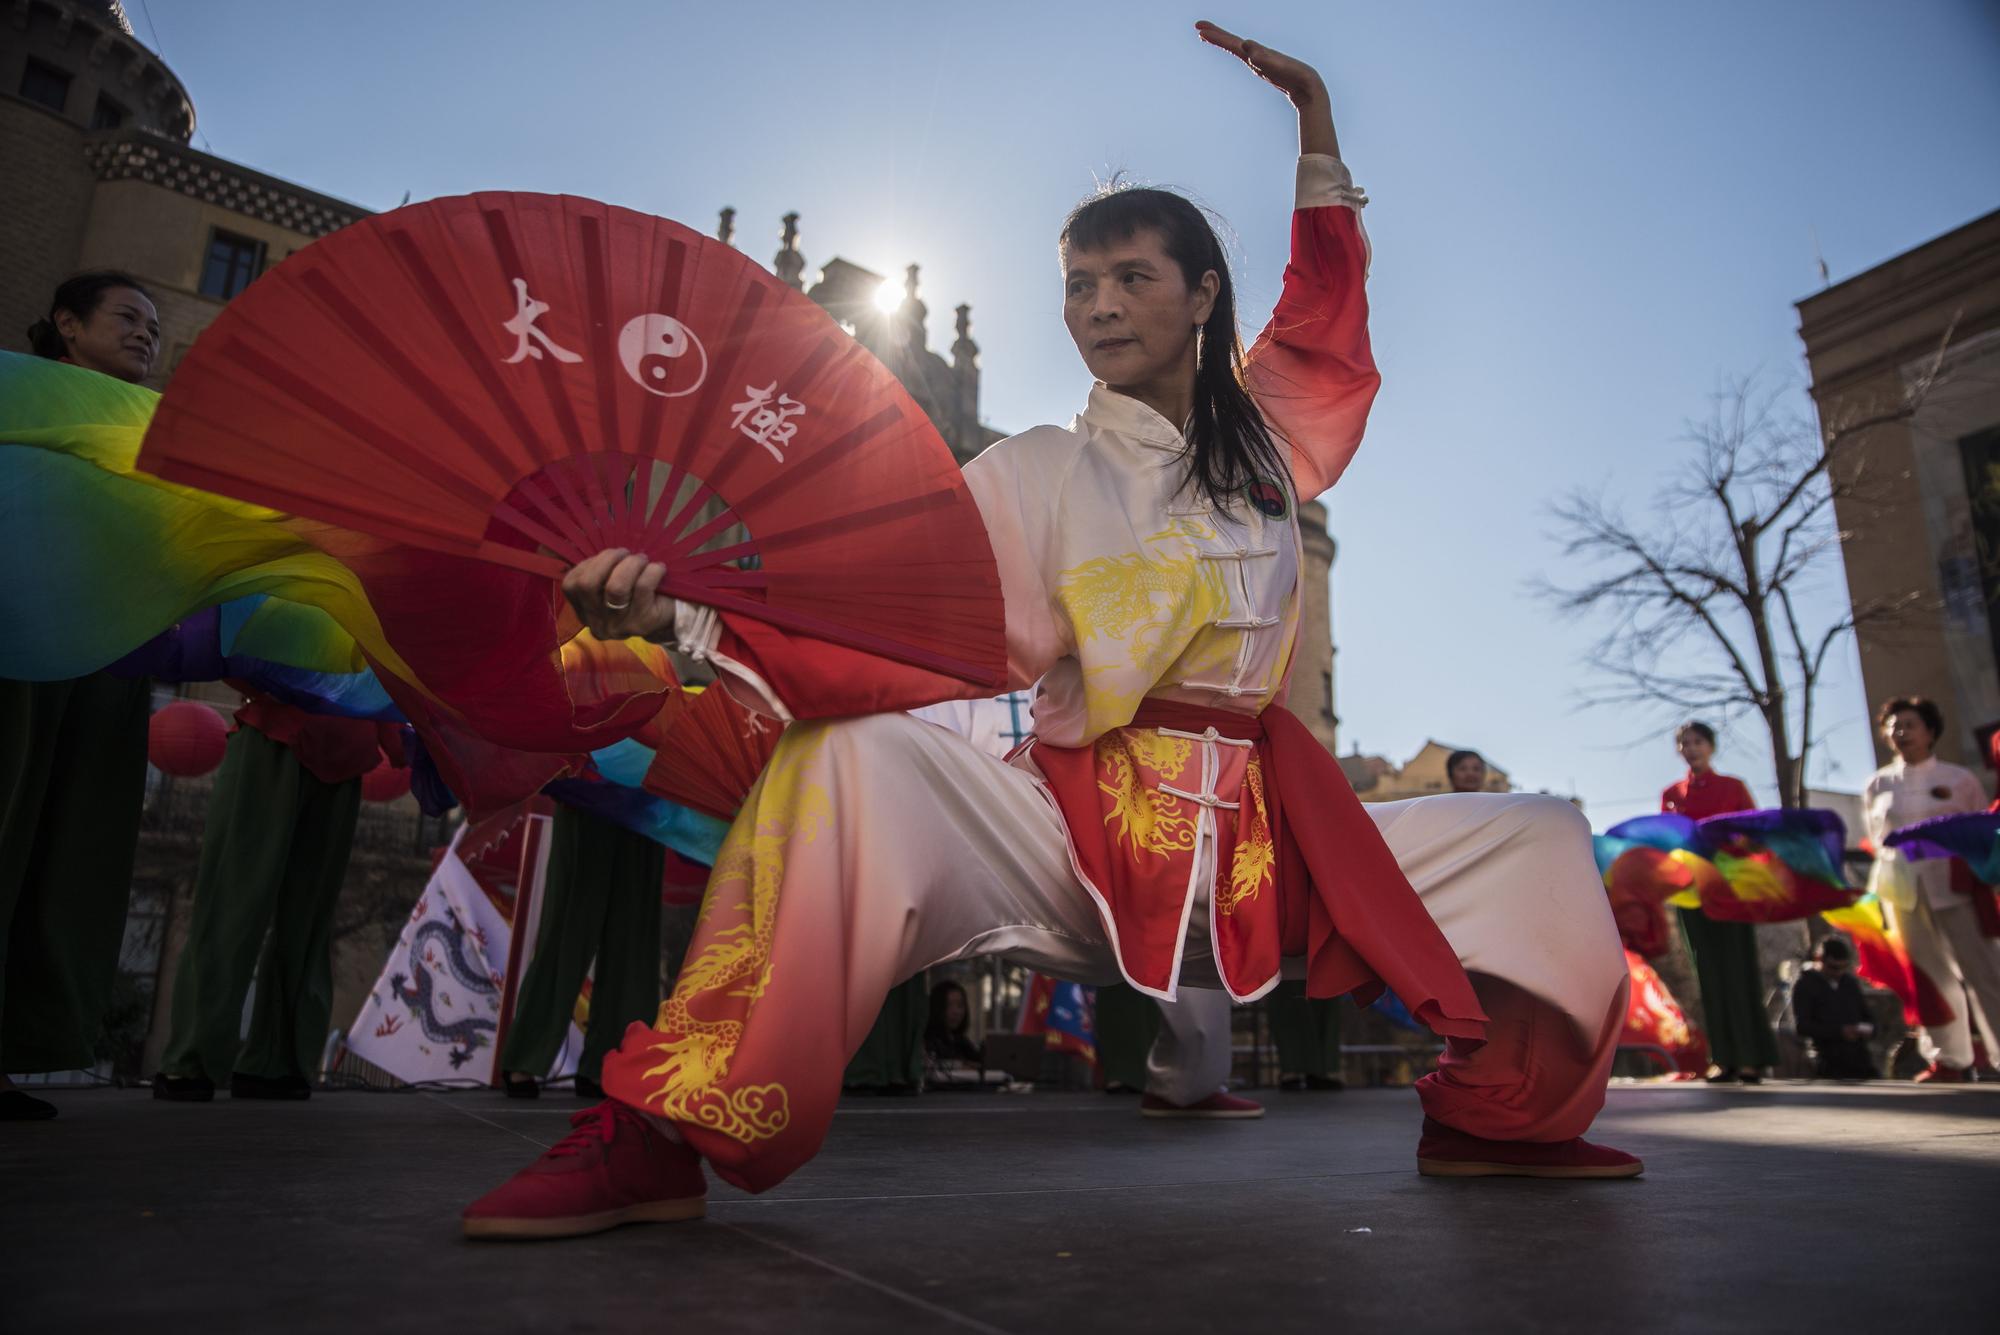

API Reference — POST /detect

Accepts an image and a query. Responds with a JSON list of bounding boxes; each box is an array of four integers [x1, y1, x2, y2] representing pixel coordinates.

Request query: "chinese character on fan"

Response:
[[500, 279, 582, 365], [497, 280, 802, 461], [728, 383, 806, 462]]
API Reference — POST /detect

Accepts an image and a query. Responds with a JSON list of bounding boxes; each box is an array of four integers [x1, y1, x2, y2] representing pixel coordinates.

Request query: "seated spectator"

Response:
[[1446, 749, 1488, 795], [1791, 935, 1878, 1080], [924, 980, 983, 1069]]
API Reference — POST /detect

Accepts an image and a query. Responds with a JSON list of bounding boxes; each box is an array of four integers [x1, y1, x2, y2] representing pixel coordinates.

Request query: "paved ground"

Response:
[[5, 1081, 1997, 1334]]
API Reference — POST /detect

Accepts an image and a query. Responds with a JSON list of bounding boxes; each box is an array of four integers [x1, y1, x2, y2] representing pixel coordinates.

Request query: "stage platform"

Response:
[[5, 1082, 1996, 1333]]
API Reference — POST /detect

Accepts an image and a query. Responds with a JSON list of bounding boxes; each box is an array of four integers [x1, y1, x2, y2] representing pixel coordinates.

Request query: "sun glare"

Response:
[[872, 279, 902, 314]]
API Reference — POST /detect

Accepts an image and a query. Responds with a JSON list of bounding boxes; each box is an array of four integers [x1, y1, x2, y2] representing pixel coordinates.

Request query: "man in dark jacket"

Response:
[[1792, 935, 1878, 1080]]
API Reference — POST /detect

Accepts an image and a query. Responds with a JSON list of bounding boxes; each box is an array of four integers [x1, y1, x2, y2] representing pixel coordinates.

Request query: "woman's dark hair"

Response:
[[1877, 695, 1944, 739], [1676, 721, 1718, 747], [27, 269, 152, 360], [1059, 187, 1288, 511], [926, 980, 970, 1039], [1814, 933, 1854, 964], [1446, 749, 1484, 773]]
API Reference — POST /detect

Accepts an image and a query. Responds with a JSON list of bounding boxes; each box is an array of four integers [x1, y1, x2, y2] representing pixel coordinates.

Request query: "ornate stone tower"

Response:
[[950, 303, 981, 456], [2, 1, 195, 140], [1295, 501, 1340, 754], [772, 212, 805, 290]]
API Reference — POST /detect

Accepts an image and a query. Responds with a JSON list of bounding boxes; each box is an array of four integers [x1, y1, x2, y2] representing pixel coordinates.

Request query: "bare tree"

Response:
[[1537, 331, 1956, 808]]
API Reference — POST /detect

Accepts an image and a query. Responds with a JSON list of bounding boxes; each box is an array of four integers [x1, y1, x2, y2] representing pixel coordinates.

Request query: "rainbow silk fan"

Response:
[[140, 193, 1006, 688]]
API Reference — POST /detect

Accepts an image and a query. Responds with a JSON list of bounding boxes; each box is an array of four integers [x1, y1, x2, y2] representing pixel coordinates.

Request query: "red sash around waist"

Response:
[[1033, 699, 1487, 1042]]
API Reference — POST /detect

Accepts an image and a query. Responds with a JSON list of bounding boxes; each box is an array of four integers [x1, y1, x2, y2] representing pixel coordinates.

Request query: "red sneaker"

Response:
[[461, 1100, 706, 1240], [1416, 1116, 1643, 1179], [1913, 1061, 1973, 1084], [1140, 1090, 1265, 1119]]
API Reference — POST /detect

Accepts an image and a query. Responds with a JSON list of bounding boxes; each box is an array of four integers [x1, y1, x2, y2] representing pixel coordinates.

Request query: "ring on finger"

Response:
[[604, 597, 631, 611]]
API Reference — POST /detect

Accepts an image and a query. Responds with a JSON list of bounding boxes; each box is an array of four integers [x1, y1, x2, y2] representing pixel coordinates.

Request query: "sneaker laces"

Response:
[[545, 1100, 631, 1159]]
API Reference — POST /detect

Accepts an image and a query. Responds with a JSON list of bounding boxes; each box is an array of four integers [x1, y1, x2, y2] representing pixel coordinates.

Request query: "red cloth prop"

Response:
[[140, 193, 1005, 691], [360, 757, 413, 803], [1621, 950, 1707, 1077], [1605, 846, 1724, 958], [147, 699, 229, 776], [234, 692, 400, 785], [640, 685, 781, 822]]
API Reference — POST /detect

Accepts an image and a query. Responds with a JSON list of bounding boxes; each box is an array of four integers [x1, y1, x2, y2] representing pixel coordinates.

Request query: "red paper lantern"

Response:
[[148, 700, 230, 777], [360, 758, 412, 803]]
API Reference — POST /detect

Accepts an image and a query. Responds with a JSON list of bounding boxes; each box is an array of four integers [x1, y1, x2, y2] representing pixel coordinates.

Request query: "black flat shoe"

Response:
[[151, 1072, 215, 1103], [502, 1073, 540, 1100], [0, 1089, 58, 1121], [574, 1075, 605, 1100], [1278, 1075, 1308, 1092], [229, 1072, 312, 1100], [1738, 1070, 1764, 1086], [1305, 1074, 1346, 1092]]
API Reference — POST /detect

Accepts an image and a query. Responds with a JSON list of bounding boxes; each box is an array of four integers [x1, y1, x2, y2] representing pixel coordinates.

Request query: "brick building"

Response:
[[1799, 209, 2000, 770], [2, 1, 366, 387]]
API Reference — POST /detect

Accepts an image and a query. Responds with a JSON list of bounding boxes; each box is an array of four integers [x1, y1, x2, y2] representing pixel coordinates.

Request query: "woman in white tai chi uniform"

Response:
[[464, 21, 1640, 1241]]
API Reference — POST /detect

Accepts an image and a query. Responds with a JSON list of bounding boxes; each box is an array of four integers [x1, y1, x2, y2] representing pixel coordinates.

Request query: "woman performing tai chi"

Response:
[[464, 22, 1640, 1240]]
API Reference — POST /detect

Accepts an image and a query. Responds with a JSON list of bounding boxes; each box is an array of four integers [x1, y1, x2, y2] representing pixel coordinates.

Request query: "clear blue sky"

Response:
[[140, 1, 2000, 824]]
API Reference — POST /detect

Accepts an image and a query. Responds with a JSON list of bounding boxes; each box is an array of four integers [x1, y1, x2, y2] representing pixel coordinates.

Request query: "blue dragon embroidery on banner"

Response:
[[387, 906, 499, 1070]]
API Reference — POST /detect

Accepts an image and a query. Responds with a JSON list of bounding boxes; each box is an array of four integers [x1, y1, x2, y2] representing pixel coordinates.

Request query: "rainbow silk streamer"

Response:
[[1594, 808, 1858, 967], [1, 351, 679, 797], [1883, 810, 2000, 884], [0, 351, 403, 682]]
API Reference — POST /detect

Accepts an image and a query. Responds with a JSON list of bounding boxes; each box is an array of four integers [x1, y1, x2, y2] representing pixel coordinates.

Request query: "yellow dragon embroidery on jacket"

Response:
[[1221, 759, 1276, 917], [1061, 520, 1234, 728], [1096, 729, 1198, 859]]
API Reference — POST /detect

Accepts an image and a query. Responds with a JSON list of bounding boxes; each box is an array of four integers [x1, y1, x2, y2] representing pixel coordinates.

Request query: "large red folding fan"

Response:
[[638, 684, 782, 822], [140, 193, 1006, 688]]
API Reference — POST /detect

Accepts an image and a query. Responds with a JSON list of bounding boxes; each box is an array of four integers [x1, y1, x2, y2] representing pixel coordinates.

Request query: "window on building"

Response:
[[198, 229, 267, 300], [1957, 426, 2000, 680], [90, 95, 126, 130], [1321, 670, 1336, 723], [19, 59, 71, 114]]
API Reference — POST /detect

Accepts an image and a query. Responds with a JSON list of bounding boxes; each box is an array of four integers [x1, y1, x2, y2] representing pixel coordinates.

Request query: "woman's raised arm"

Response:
[[1195, 21, 1339, 158], [1199, 22, 1380, 499]]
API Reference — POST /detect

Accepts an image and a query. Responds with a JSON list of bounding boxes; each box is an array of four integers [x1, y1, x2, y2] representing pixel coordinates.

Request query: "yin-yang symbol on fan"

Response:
[[618, 313, 709, 398]]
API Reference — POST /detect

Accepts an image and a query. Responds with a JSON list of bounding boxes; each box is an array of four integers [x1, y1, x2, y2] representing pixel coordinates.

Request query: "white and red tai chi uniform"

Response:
[[597, 155, 1630, 1193]]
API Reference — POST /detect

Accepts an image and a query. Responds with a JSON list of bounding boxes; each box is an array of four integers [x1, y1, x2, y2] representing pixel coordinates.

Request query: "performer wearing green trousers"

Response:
[[153, 695, 399, 1101], [1093, 981, 1161, 1092], [1267, 979, 1344, 1090], [842, 973, 928, 1094], [501, 803, 665, 1099], [2, 272, 161, 1122], [0, 673, 152, 1116], [1661, 722, 1778, 1083]]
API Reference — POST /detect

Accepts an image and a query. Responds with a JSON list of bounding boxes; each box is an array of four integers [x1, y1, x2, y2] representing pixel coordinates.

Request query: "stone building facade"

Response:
[[2, 1, 366, 384], [1799, 209, 2000, 771]]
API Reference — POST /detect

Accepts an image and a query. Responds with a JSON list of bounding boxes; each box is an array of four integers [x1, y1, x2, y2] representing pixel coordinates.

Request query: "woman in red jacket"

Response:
[[1661, 722, 1779, 1082]]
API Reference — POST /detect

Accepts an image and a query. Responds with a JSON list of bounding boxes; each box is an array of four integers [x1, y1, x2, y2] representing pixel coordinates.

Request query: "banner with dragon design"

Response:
[[347, 823, 579, 1084]]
